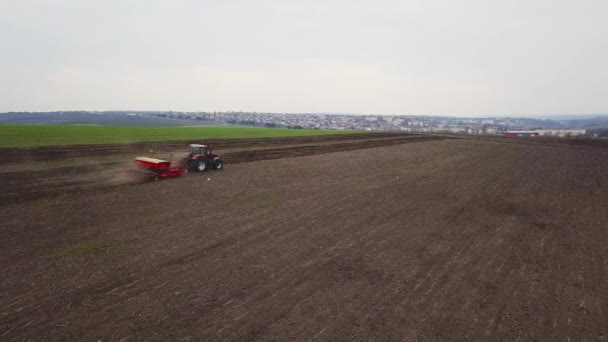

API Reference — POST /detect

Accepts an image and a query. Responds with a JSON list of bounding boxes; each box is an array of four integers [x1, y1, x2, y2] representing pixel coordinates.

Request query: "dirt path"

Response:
[[1, 139, 607, 340]]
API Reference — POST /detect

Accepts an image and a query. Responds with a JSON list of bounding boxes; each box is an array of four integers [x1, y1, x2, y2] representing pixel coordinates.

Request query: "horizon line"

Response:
[[2, 110, 608, 120]]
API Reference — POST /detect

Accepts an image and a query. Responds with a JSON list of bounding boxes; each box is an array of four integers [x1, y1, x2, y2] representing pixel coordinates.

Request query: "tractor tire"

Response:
[[195, 158, 208, 172], [213, 158, 224, 170]]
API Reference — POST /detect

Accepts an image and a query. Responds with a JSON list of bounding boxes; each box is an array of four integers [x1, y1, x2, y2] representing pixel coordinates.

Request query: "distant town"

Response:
[[2, 111, 608, 138]]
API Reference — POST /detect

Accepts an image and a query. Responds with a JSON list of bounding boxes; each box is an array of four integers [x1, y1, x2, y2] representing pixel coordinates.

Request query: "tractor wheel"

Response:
[[213, 158, 224, 170], [195, 158, 208, 172]]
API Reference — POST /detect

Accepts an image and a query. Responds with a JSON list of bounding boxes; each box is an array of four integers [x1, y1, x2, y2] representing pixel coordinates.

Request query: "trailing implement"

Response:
[[133, 157, 183, 181]]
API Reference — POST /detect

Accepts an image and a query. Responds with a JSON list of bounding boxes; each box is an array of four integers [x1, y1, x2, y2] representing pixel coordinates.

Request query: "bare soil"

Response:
[[1, 136, 608, 341], [0, 134, 442, 204]]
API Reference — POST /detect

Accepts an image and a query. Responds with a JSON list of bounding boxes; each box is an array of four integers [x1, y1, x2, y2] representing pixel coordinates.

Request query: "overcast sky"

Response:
[[1, 0, 607, 116]]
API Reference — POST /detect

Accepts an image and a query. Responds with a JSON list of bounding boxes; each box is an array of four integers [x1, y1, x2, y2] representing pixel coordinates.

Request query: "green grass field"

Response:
[[0, 124, 359, 148]]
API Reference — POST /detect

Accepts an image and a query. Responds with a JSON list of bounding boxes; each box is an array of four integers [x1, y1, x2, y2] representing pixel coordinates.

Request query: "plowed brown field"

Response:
[[0, 134, 442, 204], [1, 135, 608, 341]]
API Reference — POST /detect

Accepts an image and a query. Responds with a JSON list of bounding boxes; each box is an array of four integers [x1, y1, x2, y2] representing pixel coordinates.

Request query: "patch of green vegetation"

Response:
[[0, 124, 359, 148], [53, 241, 113, 257], [255, 191, 281, 209]]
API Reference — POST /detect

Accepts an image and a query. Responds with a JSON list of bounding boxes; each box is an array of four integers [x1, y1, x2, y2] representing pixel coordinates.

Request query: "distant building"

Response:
[[535, 129, 586, 137], [502, 131, 539, 137]]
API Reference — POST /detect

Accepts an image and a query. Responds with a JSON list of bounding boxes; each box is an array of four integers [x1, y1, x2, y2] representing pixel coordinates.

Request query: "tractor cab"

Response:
[[189, 144, 211, 156]]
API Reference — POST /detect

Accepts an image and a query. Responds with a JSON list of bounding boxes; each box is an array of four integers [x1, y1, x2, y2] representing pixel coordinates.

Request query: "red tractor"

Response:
[[178, 144, 224, 173]]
